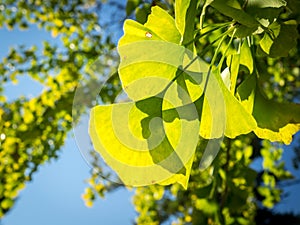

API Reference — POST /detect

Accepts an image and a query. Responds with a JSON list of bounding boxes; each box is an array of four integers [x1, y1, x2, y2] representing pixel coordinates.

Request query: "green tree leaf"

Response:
[[259, 20, 298, 57], [175, 0, 197, 49], [226, 53, 241, 93], [126, 0, 141, 16], [135, 4, 151, 24], [118, 6, 208, 102], [253, 90, 300, 144], [240, 39, 253, 74], [210, 0, 259, 28], [175, 0, 191, 36], [90, 6, 205, 188], [238, 74, 300, 144], [199, 69, 257, 139], [246, 0, 287, 9]]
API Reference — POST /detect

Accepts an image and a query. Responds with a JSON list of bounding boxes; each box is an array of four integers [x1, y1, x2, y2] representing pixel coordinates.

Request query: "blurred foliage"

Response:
[[0, 0, 121, 218], [1, 0, 300, 225]]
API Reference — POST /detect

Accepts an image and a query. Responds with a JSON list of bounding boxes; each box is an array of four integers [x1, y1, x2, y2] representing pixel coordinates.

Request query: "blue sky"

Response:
[[1, 137, 136, 225]]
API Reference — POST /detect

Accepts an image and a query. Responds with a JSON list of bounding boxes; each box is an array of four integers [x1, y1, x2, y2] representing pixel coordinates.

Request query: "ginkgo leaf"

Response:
[[126, 0, 141, 16], [89, 94, 199, 188], [236, 74, 256, 114], [246, 0, 286, 9], [119, 6, 181, 45], [199, 69, 257, 139], [254, 94, 300, 145], [118, 41, 185, 101], [175, 0, 191, 37], [89, 5, 203, 189], [240, 39, 253, 74], [237, 74, 300, 144], [226, 54, 240, 93], [221, 67, 231, 90], [175, 0, 197, 49], [118, 11, 208, 102], [210, 0, 259, 28], [260, 20, 298, 57]]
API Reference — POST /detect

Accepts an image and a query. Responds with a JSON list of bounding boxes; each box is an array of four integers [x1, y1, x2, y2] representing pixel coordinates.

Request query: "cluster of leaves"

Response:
[[89, 0, 300, 187], [0, 0, 300, 224], [86, 0, 300, 224], [0, 0, 121, 218], [132, 137, 298, 225], [133, 136, 257, 224]]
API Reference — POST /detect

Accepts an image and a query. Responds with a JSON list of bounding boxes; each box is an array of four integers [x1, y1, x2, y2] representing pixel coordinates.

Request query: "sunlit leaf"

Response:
[[259, 20, 298, 57], [90, 5, 202, 189], [246, 0, 286, 8], [253, 90, 300, 144], [226, 53, 240, 93], [89, 95, 199, 188], [221, 67, 231, 90], [238, 74, 300, 144], [175, 0, 197, 49], [210, 0, 259, 28], [200, 69, 257, 139], [175, 0, 191, 36], [118, 7, 208, 102], [240, 39, 253, 74], [119, 6, 181, 45]]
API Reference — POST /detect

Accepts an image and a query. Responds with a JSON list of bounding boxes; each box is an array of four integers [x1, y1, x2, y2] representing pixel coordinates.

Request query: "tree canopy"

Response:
[[1, 0, 300, 224]]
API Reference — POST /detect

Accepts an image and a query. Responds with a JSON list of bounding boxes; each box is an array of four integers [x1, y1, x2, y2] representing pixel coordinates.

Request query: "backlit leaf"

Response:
[[89, 95, 199, 188], [90, 5, 201, 188], [246, 0, 286, 9], [210, 0, 259, 28], [240, 39, 253, 74], [259, 20, 298, 57], [175, 0, 197, 49], [200, 69, 257, 139], [238, 74, 300, 144]]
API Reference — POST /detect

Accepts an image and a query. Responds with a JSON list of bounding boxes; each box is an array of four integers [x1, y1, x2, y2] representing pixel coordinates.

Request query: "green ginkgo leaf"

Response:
[[226, 53, 240, 93], [210, 0, 259, 28], [259, 20, 298, 57], [246, 0, 287, 8], [237, 74, 300, 144], [175, 0, 197, 49], [240, 39, 253, 74], [199, 69, 257, 139]]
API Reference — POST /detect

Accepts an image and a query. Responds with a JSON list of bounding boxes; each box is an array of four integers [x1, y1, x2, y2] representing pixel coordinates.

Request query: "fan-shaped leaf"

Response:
[[238, 74, 300, 144]]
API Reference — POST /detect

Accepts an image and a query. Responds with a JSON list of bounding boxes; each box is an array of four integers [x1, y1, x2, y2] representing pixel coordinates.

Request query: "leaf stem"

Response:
[[202, 27, 235, 94], [218, 28, 237, 73], [184, 22, 231, 49]]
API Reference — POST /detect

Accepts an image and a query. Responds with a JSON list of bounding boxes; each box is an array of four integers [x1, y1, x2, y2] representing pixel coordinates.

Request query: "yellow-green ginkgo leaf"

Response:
[[119, 6, 181, 45], [89, 5, 204, 190], [118, 6, 208, 102], [237, 74, 300, 144], [240, 39, 253, 74], [253, 90, 300, 144], [175, 0, 198, 49], [89, 93, 199, 188], [200, 69, 257, 139], [118, 41, 186, 101]]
